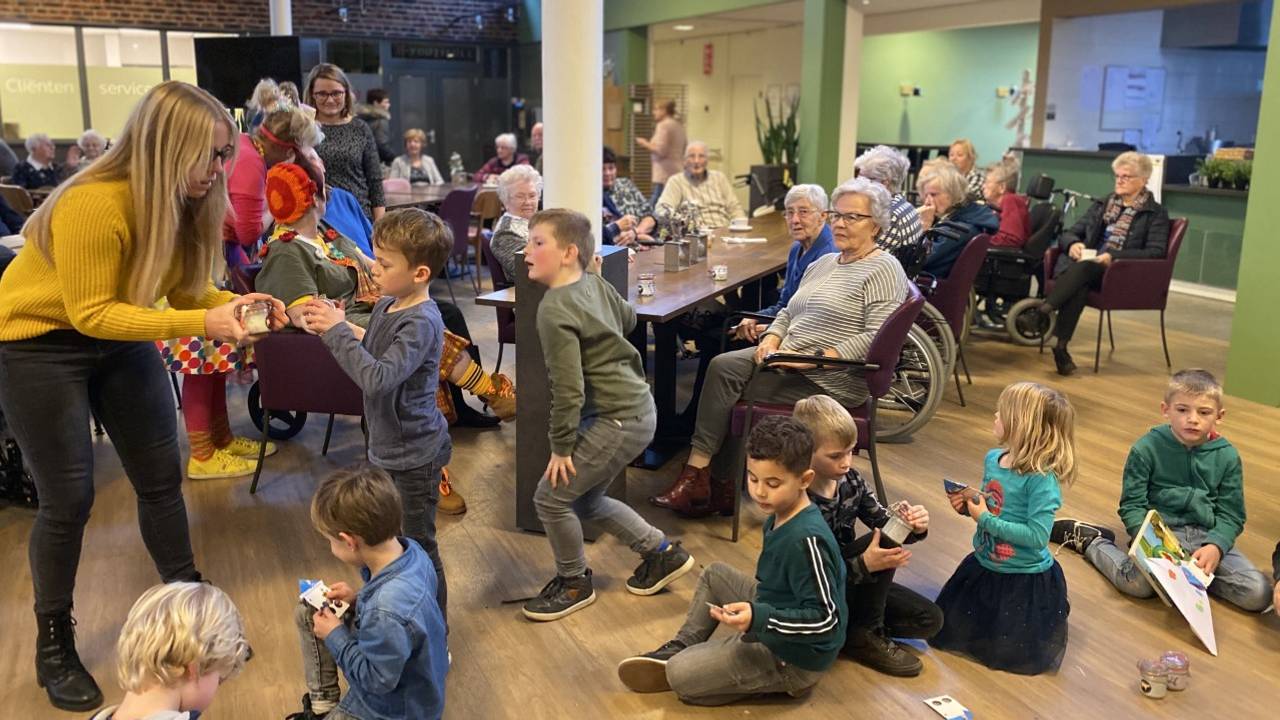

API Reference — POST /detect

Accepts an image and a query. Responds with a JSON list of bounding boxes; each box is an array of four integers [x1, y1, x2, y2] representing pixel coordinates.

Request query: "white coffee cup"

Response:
[[730, 219, 749, 230], [712, 264, 728, 281]]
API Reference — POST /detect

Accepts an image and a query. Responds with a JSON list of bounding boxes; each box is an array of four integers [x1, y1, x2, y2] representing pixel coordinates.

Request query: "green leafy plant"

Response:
[[755, 95, 799, 168], [1198, 157, 1250, 189]]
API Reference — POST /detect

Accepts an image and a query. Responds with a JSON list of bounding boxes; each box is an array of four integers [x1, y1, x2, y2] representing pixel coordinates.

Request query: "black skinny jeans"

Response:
[[1044, 259, 1107, 345], [0, 331, 198, 615], [842, 531, 944, 643]]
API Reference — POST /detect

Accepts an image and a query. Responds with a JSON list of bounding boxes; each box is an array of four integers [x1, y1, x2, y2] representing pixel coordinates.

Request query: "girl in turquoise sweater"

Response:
[[931, 381, 1077, 675]]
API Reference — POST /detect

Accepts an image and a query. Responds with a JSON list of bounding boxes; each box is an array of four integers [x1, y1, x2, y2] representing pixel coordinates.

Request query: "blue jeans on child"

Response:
[[533, 407, 663, 578], [1084, 524, 1273, 612], [386, 446, 451, 623]]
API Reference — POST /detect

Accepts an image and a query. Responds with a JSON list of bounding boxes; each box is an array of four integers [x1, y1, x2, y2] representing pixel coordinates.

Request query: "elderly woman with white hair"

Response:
[[475, 132, 531, 183], [11, 133, 61, 189], [65, 130, 107, 174], [489, 164, 543, 280], [982, 159, 1030, 248], [1024, 151, 1169, 375], [918, 162, 998, 278], [653, 177, 910, 516], [854, 145, 923, 255]]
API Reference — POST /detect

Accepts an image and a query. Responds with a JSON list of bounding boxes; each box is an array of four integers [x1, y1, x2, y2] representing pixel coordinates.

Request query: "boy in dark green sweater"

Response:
[[618, 417, 847, 705], [1053, 369, 1273, 612], [520, 209, 693, 622]]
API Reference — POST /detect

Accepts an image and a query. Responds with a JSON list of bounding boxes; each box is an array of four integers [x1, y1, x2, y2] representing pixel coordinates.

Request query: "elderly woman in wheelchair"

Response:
[[649, 177, 910, 518]]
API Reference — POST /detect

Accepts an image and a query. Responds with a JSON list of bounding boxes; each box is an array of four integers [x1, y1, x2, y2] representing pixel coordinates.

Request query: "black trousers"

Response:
[[1045, 260, 1107, 345], [842, 530, 944, 643], [0, 331, 198, 615]]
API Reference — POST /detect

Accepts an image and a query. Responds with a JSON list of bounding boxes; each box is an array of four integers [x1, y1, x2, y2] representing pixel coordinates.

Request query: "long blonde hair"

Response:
[[25, 81, 236, 306], [996, 382, 1077, 486]]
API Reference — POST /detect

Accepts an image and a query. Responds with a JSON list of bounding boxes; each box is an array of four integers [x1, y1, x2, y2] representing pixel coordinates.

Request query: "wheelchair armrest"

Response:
[[760, 352, 879, 373]]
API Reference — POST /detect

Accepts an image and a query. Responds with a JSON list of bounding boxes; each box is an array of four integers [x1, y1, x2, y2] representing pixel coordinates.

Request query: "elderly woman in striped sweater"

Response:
[[652, 177, 910, 517]]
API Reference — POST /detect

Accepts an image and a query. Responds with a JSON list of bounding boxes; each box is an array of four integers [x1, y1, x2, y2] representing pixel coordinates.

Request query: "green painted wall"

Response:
[[604, 27, 648, 86], [858, 23, 1039, 167], [800, 0, 845, 190], [604, 0, 779, 31], [1225, 2, 1280, 405]]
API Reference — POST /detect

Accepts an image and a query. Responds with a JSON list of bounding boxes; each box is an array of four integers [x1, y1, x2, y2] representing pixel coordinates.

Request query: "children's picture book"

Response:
[[1127, 509, 1217, 655], [923, 695, 974, 720]]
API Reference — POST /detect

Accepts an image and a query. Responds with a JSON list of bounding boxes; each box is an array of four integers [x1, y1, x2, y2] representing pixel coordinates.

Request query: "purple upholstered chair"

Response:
[[248, 332, 365, 494], [928, 233, 991, 406], [1042, 217, 1187, 372], [725, 282, 926, 541], [480, 230, 516, 375], [436, 185, 480, 303]]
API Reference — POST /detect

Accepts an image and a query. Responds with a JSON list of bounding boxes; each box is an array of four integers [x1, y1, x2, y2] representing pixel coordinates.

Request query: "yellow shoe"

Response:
[[223, 436, 277, 458], [438, 468, 467, 515], [483, 373, 516, 422], [187, 448, 258, 480]]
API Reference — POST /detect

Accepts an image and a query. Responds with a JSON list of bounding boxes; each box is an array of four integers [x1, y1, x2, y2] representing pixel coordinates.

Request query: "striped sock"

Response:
[[456, 363, 494, 397], [188, 430, 216, 461]]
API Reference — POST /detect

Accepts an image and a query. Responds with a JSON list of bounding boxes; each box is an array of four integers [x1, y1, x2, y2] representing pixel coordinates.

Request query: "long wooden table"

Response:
[[476, 212, 794, 467], [383, 184, 454, 209]]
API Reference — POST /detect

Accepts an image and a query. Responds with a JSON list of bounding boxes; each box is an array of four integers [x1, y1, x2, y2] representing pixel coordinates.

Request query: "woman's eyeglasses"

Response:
[[312, 90, 346, 101], [783, 208, 817, 219], [212, 144, 235, 166], [824, 210, 873, 225]]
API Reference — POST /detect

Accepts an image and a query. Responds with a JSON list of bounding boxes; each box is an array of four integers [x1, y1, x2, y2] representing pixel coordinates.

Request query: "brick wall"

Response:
[[0, 0, 517, 42]]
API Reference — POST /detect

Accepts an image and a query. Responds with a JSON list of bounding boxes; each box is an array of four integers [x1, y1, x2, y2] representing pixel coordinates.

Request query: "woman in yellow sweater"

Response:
[[0, 81, 285, 713]]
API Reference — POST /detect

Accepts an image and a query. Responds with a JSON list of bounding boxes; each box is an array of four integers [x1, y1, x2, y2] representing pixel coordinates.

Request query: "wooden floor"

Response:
[[2, 284, 1277, 720]]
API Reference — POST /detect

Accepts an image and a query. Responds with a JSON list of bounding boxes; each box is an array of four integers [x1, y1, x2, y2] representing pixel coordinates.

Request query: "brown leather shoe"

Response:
[[437, 467, 466, 515], [709, 475, 736, 517], [650, 464, 711, 515]]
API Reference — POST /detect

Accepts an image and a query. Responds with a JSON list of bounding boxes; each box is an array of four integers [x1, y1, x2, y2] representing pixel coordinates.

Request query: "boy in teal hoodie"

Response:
[[1052, 369, 1273, 612]]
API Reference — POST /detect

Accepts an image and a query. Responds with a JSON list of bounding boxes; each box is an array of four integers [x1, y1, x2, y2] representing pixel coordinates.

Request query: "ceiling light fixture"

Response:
[[673, 24, 695, 31]]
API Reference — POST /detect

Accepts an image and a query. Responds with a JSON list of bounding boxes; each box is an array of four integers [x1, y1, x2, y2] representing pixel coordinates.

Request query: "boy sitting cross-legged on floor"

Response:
[[617, 417, 847, 705], [792, 395, 943, 677], [1053, 368, 1273, 613]]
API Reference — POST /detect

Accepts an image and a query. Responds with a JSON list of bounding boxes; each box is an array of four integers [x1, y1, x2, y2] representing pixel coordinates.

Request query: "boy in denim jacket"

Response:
[[288, 467, 448, 720]]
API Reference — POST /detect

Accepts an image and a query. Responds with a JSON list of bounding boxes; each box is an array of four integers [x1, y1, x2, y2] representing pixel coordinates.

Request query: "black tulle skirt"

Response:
[[929, 553, 1070, 675]]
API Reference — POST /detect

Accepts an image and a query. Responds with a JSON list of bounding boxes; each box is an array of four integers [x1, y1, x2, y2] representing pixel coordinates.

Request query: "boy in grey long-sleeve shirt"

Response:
[[302, 208, 454, 621], [520, 208, 693, 623]]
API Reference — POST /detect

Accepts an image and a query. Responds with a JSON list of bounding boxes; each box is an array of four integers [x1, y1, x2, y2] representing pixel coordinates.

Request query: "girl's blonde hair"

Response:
[[996, 382, 1077, 486], [24, 81, 236, 307], [115, 582, 252, 693]]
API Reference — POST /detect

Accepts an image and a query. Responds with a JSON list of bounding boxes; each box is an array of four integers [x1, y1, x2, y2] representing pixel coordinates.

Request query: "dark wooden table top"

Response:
[[384, 184, 459, 208], [475, 212, 795, 323]]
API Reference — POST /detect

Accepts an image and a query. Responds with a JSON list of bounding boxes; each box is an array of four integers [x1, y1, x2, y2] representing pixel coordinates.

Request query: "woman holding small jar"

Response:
[[0, 81, 285, 714]]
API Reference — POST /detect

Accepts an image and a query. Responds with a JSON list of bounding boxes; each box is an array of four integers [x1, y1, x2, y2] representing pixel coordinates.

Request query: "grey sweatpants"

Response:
[[666, 562, 824, 706], [533, 405, 664, 577]]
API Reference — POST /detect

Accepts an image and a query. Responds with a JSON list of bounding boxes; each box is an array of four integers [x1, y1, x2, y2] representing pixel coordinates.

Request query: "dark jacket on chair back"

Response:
[[1055, 193, 1169, 276]]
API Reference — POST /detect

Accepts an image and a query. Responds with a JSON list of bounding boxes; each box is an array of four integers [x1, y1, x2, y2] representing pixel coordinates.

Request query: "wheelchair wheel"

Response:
[[1006, 298, 1056, 347], [875, 324, 946, 443], [247, 381, 308, 440], [916, 302, 957, 379]]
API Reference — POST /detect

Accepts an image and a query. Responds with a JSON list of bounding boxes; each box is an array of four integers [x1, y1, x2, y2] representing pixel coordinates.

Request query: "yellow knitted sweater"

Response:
[[0, 179, 235, 342]]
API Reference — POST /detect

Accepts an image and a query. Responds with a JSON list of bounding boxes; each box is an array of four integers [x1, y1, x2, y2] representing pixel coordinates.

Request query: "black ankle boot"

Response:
[[35, 610, 103, 712]]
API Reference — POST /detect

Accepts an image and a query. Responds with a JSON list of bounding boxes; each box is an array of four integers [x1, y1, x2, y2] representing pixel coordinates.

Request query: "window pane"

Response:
[[83, 27, 163, 139], [0, 23, 83, 140]]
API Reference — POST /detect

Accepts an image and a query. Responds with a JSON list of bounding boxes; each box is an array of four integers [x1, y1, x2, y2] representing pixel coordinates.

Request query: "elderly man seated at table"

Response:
[[475, 132, 530, 183], [918, 163, 998, 279], [652, 177, 910, 516], [489, 164, 543, 281], [602, 145, 655, 247], [656, 141, 746, 229], [855, 145, 923, 258], [10, 134, 62, 190], [390, 128, 445, 185]]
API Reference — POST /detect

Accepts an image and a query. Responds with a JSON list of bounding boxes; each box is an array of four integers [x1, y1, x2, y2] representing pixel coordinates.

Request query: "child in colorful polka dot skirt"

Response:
[[930, 381, 1076, 675]]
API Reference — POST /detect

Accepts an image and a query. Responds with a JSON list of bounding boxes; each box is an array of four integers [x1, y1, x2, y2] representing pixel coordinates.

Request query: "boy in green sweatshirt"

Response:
[[520, 209, 693, 622], [617, 417, 847, 705], [1053, 369, 1273, 612]]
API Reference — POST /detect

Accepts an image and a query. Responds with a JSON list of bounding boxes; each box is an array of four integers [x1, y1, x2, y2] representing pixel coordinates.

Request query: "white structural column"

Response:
[[270, 0, 293, 36], [836, 6, 864, 183], [541, 0, 604, 245]]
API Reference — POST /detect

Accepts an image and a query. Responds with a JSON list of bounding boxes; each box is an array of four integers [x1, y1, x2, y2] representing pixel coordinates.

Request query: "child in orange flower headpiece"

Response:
[[265, 162, 319, 225]]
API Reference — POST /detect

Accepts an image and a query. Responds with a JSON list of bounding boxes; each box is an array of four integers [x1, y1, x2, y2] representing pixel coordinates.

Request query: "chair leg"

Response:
[[1159, 310, 1171, 368], [444, 272, 457, 305], [867, 402, 886, 504], [732, 403, 754, 543], [250, 407, 270, 494], [953, 361, 966, 407], [1106, 311, 1115, 351], [1093, 310, 1104, 373], [473, 242, 483, 294], [494, 342, 505, 376], [171, 374, 182, 409], [321, 414, 336, 456], [959, 345, 972, 385]]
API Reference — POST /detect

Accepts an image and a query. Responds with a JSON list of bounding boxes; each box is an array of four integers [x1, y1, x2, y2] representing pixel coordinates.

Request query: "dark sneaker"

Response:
[[617, 640, 686, 692], [522, 570, 596, 621], [284, 694, 329, 719], [1051, 518, 1115, 554], [626, 542, 695, 596], [1052, 347, 1077, 376], [844, 628, 923, 677]]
